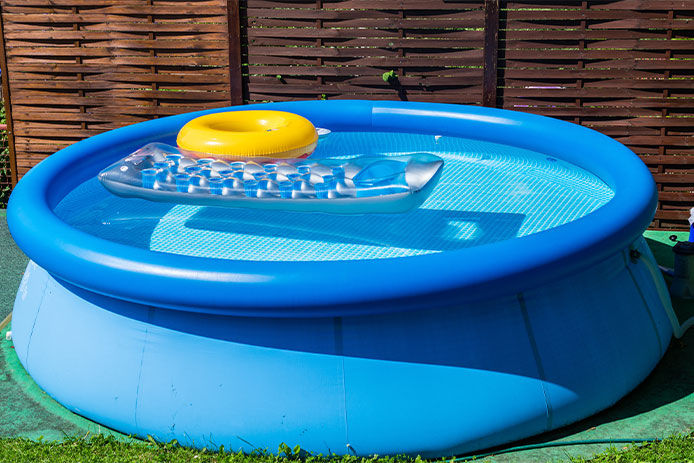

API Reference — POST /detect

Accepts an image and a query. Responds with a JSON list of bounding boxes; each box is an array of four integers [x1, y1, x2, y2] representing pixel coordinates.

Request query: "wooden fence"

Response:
[[0, 0, 692, 228], [0, 0, 235, 188]]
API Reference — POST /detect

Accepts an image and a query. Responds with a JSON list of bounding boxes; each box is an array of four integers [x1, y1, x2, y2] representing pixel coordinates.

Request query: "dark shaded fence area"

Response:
[[0, 0, 692, 228]]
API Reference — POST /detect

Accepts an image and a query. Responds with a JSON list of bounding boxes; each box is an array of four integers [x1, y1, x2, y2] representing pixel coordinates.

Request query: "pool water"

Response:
[[55, 131, 614, 262]]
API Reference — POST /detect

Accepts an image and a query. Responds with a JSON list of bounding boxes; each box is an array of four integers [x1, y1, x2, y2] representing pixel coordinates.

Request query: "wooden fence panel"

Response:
[[1, 0, 693, 228], [242, 0, 486, 104], [0, 0, 236, 178], [500, 0, 694, 228]]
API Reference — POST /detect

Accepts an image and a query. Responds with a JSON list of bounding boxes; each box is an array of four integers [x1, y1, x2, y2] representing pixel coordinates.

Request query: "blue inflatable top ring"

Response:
[[7, 100, 657, 317]]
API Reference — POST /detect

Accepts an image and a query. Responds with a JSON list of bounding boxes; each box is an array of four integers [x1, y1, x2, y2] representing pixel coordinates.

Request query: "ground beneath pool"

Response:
[[0, 210, 692, 462]]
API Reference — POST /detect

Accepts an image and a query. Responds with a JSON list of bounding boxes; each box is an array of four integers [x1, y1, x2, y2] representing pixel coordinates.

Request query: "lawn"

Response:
[[570, 433, 694, 463], [0, 433, 691, 462]]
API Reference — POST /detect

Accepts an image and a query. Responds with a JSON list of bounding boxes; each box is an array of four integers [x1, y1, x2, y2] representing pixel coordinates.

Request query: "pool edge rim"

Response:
[[6, 100, 658, 316]]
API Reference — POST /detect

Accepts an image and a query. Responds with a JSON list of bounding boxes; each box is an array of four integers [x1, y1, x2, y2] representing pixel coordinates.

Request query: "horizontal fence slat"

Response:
[[505, 1, 692, 9], [1, 0, 234, 198], [243, 0, 483, 9], [504, 39, 694, 51], [3, 0, 694, 228]]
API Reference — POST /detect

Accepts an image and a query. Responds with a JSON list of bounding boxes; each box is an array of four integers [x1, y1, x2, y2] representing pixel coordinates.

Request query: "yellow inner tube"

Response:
[[176, 110, 318, 160]]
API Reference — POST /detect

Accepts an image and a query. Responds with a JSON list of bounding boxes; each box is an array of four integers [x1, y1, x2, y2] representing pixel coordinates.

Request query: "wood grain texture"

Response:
[[499, 0, 694, 228], [483, 0, 499, 107], [0, 0, 235, 188], [1, 0, 693, 228], [243, 0, 486, 104]]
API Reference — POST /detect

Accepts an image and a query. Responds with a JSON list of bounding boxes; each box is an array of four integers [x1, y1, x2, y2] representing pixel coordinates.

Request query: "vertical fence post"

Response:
[[227, 0, 244, 105], [482, 0, 500, 108], [0, 3, 17, 186]]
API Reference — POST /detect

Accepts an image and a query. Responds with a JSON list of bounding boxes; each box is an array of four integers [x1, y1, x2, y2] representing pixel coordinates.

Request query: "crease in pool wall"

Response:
[[626, 238, 676, 349], [11, 261, 46, 368], [38, 281, 354, 451], [520, 237, 672, 434], [134, 312, 350, 451], [338, 293, 549, 456], [15, 272, 143, 436], [624, 250, 665, 357], [516, 293, 554, 432], [132, 308, 154, 436], [333, 317, 351, 450]]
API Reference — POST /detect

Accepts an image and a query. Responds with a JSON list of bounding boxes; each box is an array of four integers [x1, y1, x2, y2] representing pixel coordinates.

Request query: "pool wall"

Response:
[[8, 101, 673, 456], [11, 237, 672, 456]]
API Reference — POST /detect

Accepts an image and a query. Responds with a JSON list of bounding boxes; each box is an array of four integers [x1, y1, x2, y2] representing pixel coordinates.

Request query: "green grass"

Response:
[[0, 433, 691, 463], [570, 433, 694, 463], [0, 435, 416, 463]]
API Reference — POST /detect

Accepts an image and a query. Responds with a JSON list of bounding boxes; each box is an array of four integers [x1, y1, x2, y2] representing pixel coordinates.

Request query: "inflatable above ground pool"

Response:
[[7, 100, 674, 457]]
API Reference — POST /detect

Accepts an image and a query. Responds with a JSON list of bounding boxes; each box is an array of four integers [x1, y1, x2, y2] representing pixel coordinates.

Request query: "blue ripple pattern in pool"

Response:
[[54, 131, 614, 262]]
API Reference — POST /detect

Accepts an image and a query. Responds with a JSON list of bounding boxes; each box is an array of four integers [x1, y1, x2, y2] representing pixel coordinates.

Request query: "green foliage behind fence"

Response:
[[0, 101, 9, 208]]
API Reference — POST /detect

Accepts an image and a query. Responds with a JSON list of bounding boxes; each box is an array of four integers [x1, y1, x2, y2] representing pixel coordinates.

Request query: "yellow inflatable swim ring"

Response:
[[176, 110, 318, 160]]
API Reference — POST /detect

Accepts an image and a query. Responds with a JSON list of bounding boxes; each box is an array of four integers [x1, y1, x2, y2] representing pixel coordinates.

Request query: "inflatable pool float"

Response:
[[176, 110, 318, 159], [7, 100, 673, 457], [98, 144, 444, 214], [98, 111, 445, 214]]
